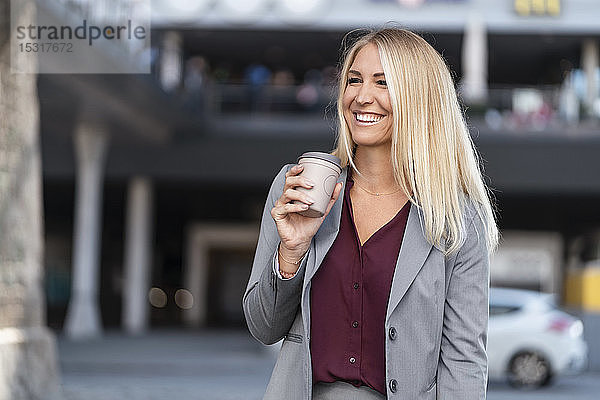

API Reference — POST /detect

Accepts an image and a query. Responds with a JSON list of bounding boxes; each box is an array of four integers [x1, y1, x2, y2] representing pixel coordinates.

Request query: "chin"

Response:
[[351, 133, 392, 147], [352, 139, 391, 148]]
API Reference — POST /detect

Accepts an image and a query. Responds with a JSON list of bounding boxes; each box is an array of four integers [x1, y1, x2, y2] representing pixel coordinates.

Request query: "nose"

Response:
[[355, 82, 374, 105]]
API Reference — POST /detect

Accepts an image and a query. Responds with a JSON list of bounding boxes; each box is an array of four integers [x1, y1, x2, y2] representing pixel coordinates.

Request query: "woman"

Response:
[[243, 27, 498, 400]]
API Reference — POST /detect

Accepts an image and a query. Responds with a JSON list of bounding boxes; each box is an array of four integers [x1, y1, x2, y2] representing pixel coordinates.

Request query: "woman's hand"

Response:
[[270, 164, 343, 271]]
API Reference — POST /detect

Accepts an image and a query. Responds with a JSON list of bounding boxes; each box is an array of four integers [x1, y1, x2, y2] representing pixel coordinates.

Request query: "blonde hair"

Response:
[[331, 27, 499, 255]]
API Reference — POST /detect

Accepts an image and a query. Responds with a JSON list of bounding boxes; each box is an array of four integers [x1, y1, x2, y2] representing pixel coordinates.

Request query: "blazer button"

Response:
[[389, 379, 398, 393], [388, 326, 397, 340]]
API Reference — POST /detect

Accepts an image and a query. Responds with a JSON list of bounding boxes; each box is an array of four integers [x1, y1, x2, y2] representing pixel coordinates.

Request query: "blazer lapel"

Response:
[[386, 203, 434, 321]]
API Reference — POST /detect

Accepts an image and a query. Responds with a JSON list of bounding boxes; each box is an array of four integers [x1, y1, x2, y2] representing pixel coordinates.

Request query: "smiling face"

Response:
[[342, 42, 394, 148]]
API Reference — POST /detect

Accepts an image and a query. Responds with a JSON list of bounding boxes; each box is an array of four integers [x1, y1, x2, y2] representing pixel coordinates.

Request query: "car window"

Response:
[[490, 305, 521, 316]]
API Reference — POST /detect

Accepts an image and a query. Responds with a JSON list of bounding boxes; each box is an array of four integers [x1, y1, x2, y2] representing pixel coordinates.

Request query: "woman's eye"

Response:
[[347, 77, 361, 85], [377, 80, 387, 86]]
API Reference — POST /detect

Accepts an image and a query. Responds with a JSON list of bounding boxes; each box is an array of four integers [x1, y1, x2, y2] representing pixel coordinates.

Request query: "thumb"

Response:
[[321, 182, 343, 219]]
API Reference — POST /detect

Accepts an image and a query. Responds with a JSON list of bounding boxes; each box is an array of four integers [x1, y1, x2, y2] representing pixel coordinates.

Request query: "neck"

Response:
[[351, 145, 398, 192]]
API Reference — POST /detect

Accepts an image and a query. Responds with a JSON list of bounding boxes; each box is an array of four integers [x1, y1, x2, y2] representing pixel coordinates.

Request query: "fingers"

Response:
[[277, 164, 315, 207], [280, 187, 315, 206], [285, 164, 314, 191], [273, 164, 315, 220], [276, 163, 343, 223], [271, 201, 310, 221], [285, 164, 304, 179], [286, 174, 315, 190]]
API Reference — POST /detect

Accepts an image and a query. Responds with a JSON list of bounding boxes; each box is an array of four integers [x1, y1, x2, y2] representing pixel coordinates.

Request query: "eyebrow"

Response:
[[348, 69, 386, 78]]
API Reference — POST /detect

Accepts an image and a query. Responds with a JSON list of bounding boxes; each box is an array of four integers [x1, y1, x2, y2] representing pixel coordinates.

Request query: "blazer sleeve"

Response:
[[437, 209, 490, 399], [242, 163, 309, 345]]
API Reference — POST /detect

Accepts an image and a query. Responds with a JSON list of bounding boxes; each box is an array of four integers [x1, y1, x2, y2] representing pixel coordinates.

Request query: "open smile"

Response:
[[353, 112, 385, 126]]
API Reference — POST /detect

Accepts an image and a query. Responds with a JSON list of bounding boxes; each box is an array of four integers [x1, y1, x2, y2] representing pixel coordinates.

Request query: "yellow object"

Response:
[[514, 0, 561, 16], [565, 267, 600, 312], [531, 0, 546, 14], [547, 0, 561, 15], [514, 0, 530, 16]]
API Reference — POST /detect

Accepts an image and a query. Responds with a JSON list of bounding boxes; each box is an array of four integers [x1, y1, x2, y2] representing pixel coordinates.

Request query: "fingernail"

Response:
[[306, 197, 315, 204], [306, 179, 315, 187], [301, 204, 309, 209]]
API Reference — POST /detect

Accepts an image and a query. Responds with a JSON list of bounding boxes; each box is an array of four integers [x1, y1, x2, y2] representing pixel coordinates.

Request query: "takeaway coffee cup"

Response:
[[293, 151, 342, 218]]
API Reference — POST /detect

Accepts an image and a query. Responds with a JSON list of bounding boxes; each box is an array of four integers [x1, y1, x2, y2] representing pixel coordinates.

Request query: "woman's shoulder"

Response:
[[458, 193, 492, 251], [460, 194, 480, 226]]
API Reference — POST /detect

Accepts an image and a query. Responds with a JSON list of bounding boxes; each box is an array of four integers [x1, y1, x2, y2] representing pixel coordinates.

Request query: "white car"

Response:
[[487, 287, 588, 388]]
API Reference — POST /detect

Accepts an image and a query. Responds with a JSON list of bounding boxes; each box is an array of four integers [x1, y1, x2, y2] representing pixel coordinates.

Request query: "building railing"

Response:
[[203, 82, 337, 115], [177, 80, 597, 132]]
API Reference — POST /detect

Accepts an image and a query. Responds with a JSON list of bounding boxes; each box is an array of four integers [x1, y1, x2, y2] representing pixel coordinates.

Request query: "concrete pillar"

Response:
[[122, 177, 153, 335], [461, 12, 488, 104], [64, 119, 109, 339], [0, 0, 61, 397], [581, 39, 599, 116], [184, 228, 209, 328], [159, 31, 183, 92], [559, 70, 580, 124]]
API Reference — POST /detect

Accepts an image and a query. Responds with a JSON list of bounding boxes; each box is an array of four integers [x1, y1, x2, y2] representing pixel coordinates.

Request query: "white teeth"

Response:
[[355, 113, 383, 123]]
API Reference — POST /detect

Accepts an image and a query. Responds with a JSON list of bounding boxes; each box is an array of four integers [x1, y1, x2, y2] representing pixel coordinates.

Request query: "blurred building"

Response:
[[38, 0, 600, 365]]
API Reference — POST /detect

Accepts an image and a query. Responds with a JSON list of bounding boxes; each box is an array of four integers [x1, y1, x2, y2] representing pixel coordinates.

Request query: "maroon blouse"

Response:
[[310, 172, 410, 395]]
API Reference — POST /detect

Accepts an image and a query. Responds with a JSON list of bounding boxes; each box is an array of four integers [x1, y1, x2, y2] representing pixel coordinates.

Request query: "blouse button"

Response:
[[352, 321, 359, 328], [349, 357, 356, 364], [353, 282, 359, 289]]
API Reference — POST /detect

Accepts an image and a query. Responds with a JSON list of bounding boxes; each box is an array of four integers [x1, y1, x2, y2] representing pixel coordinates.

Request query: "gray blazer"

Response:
[[243, 164, 490, 400]]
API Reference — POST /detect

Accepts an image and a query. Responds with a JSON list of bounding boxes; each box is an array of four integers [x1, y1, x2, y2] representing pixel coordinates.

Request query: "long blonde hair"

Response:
[[331, 27, 499, 255]]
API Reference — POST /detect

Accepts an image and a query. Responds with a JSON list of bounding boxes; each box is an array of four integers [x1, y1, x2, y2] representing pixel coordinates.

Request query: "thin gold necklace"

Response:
[[352, 177, 402, 196]]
